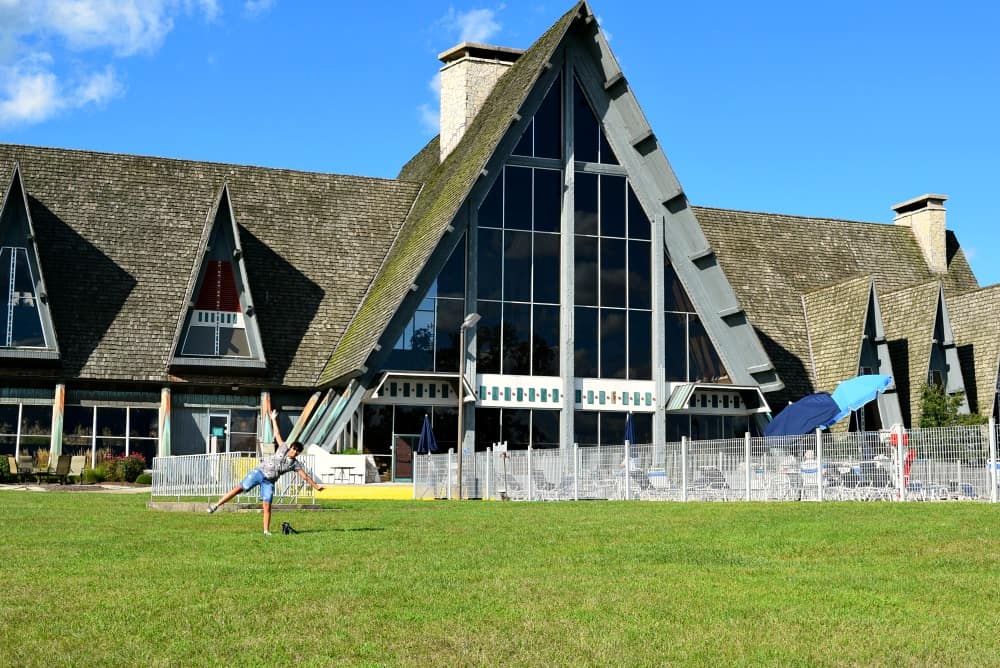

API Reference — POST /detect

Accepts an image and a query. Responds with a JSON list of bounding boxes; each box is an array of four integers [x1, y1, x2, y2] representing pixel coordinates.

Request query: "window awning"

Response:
[[665, 383, 770, 415], [368, 371, 476, 402]]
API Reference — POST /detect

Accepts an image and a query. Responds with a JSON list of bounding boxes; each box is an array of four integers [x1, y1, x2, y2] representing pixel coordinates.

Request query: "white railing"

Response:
[[413, 420, 999, 503], [152, 452, 316, 503]]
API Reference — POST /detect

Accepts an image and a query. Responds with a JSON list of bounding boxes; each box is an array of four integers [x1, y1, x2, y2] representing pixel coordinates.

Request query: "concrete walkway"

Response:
[[0, 483, 151, 494]]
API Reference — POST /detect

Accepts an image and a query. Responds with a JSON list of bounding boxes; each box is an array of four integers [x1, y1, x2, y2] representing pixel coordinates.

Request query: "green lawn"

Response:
[[2, 493, 997, 667]]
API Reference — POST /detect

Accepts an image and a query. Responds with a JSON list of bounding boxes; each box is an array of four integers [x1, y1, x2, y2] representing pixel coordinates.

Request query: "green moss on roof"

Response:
[[319, 2, 585, 386], [398, 136, 440, 183]]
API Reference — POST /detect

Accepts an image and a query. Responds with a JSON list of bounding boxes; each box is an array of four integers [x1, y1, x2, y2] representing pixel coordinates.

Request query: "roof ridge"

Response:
[[692, 203, 897, 228]]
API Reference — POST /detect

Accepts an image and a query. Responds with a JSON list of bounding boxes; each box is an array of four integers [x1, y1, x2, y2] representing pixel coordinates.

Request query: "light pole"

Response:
[[456, 312, 481, 500]]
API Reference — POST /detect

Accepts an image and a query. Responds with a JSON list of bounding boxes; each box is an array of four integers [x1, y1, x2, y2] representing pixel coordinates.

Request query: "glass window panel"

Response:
[[501, 408, 531, 449], [574, 411, 598, 447], [600, 238, 627, 308], [128, 439, 156, 465], [475, 407, 501, 450], [502, 302, 531, 376], [437, 233, 466, 299], [504, 166, 532, 230], [574, 172, 598, 235], [230, 409, 257, 436], [574, 235, 598, 306], [20, 405, 51, 438], [64, 406, 94, 439], [533, 232, 560, 304], [435, 298, 464, 373], [363, 405, 393, 456], [533, 169, 561, 233], [477, 227, 503, 301], [0, 254, 8, 344], [574, 306, 598, 378], [129, 408, 159, 439], [627, 184, 650, 240], [664, 312, 688, 381], [531, 409, 560, 448], [181, 326, 217, 356], [394, 405, 429, 436], [476, 301, 502, 374], [600, 412, 627, 446], [11, 249, 44, 346], [479, 173, 503, 229], [600, 308, 627, 379], [573, 79, 599, 163], [628, 240, 651, 310], [431, 406, 458, 454], [599, 129, 619, 165], [503, 230, 532, 303], [512, 119, 533, 156], [532, 305, 559, 376], [229, 433, 256, 453], [689, 315, 728, 382], [600, 175, 626, 238], [0, 405, 18, 435], [534, 73, 562, 159], [666, 414, 690, 442], [218, 327, 251, 357], [97, 407, 126, 437], [630, 413, 653, 445], [664, 257, 695, 312], [96, 437, 126, 459], [629, 310, 652, 380], [0, 435, 15, 457]]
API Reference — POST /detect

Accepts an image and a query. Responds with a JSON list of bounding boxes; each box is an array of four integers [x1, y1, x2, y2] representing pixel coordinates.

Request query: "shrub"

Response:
[[134, 472, 153, 485], [103, 453, 147, 482], [82, 467, 105, 484]]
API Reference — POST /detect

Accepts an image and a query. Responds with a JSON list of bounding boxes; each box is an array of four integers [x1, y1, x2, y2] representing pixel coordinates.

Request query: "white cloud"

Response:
[[0, 59, 124, 126], [428, 71, 441, 96], [0, 0, 220, 127], [244, 0, 275, 17], [418, 102, 439, 135], [439, 7, 502, 44]]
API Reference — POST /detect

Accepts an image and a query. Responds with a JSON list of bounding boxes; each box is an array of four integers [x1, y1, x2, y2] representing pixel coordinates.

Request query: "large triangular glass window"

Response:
[[173, 186, 265, 369], [512, 73, 563, 160], [573, 78, 619, 165], [0, 165, 59, 359]]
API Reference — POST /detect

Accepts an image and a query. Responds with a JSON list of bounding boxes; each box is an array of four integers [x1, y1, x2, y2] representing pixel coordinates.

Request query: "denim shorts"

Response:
[[239, 468, 276, 503]]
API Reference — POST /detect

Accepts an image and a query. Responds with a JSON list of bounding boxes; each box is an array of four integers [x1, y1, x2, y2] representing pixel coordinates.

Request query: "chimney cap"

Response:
[[892, 193, 948, 215], [438, 42, 524, 65]]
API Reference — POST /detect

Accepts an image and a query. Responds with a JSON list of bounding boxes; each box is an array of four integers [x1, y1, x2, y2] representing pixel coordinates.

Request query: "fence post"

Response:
[[681, 436, 688, 502], [624, 441, 631, 501], [893, 424, 906, 501], [816, 428, 823, 503], [486, 446, 492, 501], [573, 442, 579, 501], [989, 418, 997, 504], [447, 449, 453, 500], [527, 445, 533, 502], [744, 432, 751, 502]]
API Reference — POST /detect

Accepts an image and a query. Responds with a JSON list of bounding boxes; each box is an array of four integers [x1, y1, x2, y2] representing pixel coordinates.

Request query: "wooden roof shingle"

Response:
[[802, 275, 872, 394], [947, 284, 1000, 417]]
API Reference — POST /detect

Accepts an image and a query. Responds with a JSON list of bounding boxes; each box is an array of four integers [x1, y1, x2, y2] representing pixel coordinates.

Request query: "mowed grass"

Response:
[[1, 494, 997, 667]]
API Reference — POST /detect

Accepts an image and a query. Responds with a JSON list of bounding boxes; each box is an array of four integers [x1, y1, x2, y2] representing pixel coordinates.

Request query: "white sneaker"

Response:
[[207, 504, 218, 514], [263, 530, 272, 536]]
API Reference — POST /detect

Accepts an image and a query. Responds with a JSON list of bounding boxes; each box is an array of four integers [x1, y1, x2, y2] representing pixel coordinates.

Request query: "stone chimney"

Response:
[[892, 194, 949, 274], [438, 42, 523, 162]]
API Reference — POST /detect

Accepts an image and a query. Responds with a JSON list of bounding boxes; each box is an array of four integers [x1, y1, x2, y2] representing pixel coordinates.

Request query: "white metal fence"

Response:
[[414, 422, 1000, 503], [151, 452, 316, 503]]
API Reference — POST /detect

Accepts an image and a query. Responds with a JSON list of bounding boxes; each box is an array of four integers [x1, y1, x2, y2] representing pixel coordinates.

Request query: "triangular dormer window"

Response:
[[512, 73, 563, 160], [0, 165, 60, 361], [171, 185, 265, 371]]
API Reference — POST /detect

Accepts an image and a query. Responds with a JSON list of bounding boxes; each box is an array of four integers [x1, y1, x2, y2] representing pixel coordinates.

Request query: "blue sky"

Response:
[[2, 1, 998, 285]]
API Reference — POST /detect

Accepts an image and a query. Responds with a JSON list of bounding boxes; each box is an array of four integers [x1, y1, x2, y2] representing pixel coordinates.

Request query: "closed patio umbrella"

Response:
[[415, 414, 438, 455]]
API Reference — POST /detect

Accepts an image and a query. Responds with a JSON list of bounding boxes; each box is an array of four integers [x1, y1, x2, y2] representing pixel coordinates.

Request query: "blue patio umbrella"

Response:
[[763, 392, 842, 437], [415, 414, 438, 455], [831, 374, 892, 422], [624, 412, 636, 444]]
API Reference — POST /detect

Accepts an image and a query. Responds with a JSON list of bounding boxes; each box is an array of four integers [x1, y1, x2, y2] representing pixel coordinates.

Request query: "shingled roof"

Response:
[[802, 275, 872, 394], [878, 281, 943, 426], [0, 144, 421, 388], [695, 206, 979, 404], [947, 284, 1000, 417], [318, 1, 586, 386]]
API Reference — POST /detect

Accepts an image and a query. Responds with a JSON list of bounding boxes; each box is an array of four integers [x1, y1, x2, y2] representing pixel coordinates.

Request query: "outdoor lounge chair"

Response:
[[35, 455, 72, 484], [68, 456, 86, 484], [8, 455, 24, 483]]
